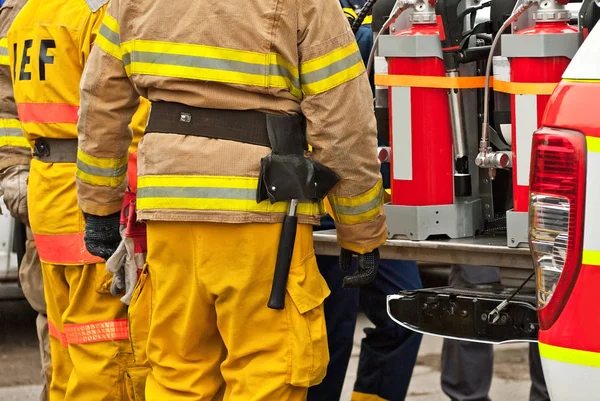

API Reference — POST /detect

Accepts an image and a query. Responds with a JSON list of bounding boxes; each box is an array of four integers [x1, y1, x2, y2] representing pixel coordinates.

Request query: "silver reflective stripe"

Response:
[[334, 186, 384, 216], [515, 94, 538, 186], [300, 51, 363, 85], [76, 160, 127, 178], [0, 47, 8, 57], [583, 150, 600, 252], [99, 24, 120, 46], [0, 128, 23, 137], [122, 52, 131, 67], [268, 64, 301, 90], [128, 51, 265, 75], [122, 50, 301, 91], [391, 86, 413, 180], [85, 0, 109, 12], [138, 186, 256, 200]]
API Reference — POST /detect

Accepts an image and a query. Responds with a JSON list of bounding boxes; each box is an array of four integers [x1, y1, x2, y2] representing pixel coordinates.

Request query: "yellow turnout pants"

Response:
[[139, 221, 330, 401], [42, 262, 134, 401]]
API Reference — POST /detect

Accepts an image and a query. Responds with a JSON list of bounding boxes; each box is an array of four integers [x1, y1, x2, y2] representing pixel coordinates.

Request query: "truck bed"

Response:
[[313, 230, 532, 269]]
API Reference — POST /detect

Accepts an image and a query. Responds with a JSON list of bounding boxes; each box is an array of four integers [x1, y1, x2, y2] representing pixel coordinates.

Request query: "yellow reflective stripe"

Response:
[[136, 175, 324, 215], [539, 343, 600, 369], [587, 136, 600, 153], [0, 119, 22, 129], [301, 42, 360, 74], [352, 391, 389, 401], [120, 40, 301, 98], [583, 250, 600, 266], [0, 37, 8, 66], [76, 149, 128, 186], [563, 78, 600, 83], [0, 119, 28, 148], [0, 136, 30, 148], [96, 35, 121, 60], [97, 15, 121, 60], [329, 179, 384, 225], [103, 13, 119, 35], [300, 41, 365, 95], [77, 148, 128, 170], [269, 53, 302, 98], [76, 169, 126, 187]]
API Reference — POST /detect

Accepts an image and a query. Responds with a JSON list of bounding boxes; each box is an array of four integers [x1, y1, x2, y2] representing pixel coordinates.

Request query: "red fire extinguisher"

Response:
[[505, 4, 577, 213], [388, 5, 454, 207]]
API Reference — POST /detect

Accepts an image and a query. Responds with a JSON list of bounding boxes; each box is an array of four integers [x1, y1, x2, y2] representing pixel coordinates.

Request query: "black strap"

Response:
[[33, 138, 78, 163], [146, 102, 275, 148]]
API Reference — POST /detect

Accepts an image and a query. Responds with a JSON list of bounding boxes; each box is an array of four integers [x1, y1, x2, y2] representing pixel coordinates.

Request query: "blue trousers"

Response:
[[308, 256, 423, 401]]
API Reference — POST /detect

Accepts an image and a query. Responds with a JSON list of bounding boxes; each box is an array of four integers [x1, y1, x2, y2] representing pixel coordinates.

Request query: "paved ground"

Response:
[[0, 298, 532, 401], [341, 318, 532, 400]]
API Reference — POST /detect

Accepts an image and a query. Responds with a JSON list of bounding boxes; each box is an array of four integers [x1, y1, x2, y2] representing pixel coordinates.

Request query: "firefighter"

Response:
[[76, 0, 386, 399], [7, 0, 148, 399], [0, 1, 51, 400], [309, 2, 423, 400]]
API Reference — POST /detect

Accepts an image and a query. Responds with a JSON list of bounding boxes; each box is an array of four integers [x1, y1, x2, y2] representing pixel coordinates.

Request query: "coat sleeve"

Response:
[[0, 4, 32, 171], [298, 0, 387, 254], [76, 0, 141, 216]]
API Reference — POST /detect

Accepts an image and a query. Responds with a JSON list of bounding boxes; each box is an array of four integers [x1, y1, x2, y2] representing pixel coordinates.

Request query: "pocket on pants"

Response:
[[95, 264, 114, 294], [128, 264, 151, 365], [126, 364, 151, 401], [285, 252, 331, 387]]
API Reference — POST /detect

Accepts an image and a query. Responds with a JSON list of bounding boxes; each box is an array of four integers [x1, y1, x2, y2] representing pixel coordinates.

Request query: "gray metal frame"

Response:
[[313, 230, 532, 269], [501, 33, 580, 59], [378, 35, 443, 59], [385, 201, 483, 240]]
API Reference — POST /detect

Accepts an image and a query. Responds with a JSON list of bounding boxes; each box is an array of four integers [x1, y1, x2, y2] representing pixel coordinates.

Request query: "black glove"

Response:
[[84, 212, 121, 260], [339, 248, 380, 288]]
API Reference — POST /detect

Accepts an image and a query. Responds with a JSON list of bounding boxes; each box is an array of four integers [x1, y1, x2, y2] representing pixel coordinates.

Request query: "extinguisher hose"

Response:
[[366, 2, 408, 78], [480, 0, 536, 152], [352, 0, 378, 33]]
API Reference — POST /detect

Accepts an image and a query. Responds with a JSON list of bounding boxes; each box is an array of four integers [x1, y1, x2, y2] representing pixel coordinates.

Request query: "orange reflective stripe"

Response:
[[64, 319, 129, 344], [374, 74, 491, 89], [492, 80, 558, 95], [33, 232, 104, 265], [17, 103, 79, 124], [48, 320, 68, 348]]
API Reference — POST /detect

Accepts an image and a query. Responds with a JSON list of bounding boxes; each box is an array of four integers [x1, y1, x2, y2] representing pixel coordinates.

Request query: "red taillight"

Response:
[[529, 128, 586, 331]]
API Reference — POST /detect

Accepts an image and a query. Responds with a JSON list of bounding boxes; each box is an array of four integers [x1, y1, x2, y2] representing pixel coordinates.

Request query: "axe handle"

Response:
[[268, 202, 299, 310]]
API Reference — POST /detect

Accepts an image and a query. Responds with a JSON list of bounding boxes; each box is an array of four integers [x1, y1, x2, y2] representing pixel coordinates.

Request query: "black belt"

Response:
[[33, 138, 78, 163], [145, 102, 307, 152]]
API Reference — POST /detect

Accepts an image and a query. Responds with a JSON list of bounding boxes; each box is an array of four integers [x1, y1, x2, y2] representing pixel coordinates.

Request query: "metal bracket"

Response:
[[378, 35, 443, 59], [385, 201, 483, 240], [501, 32, 580, 59], [507, 210, 529, 247]]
